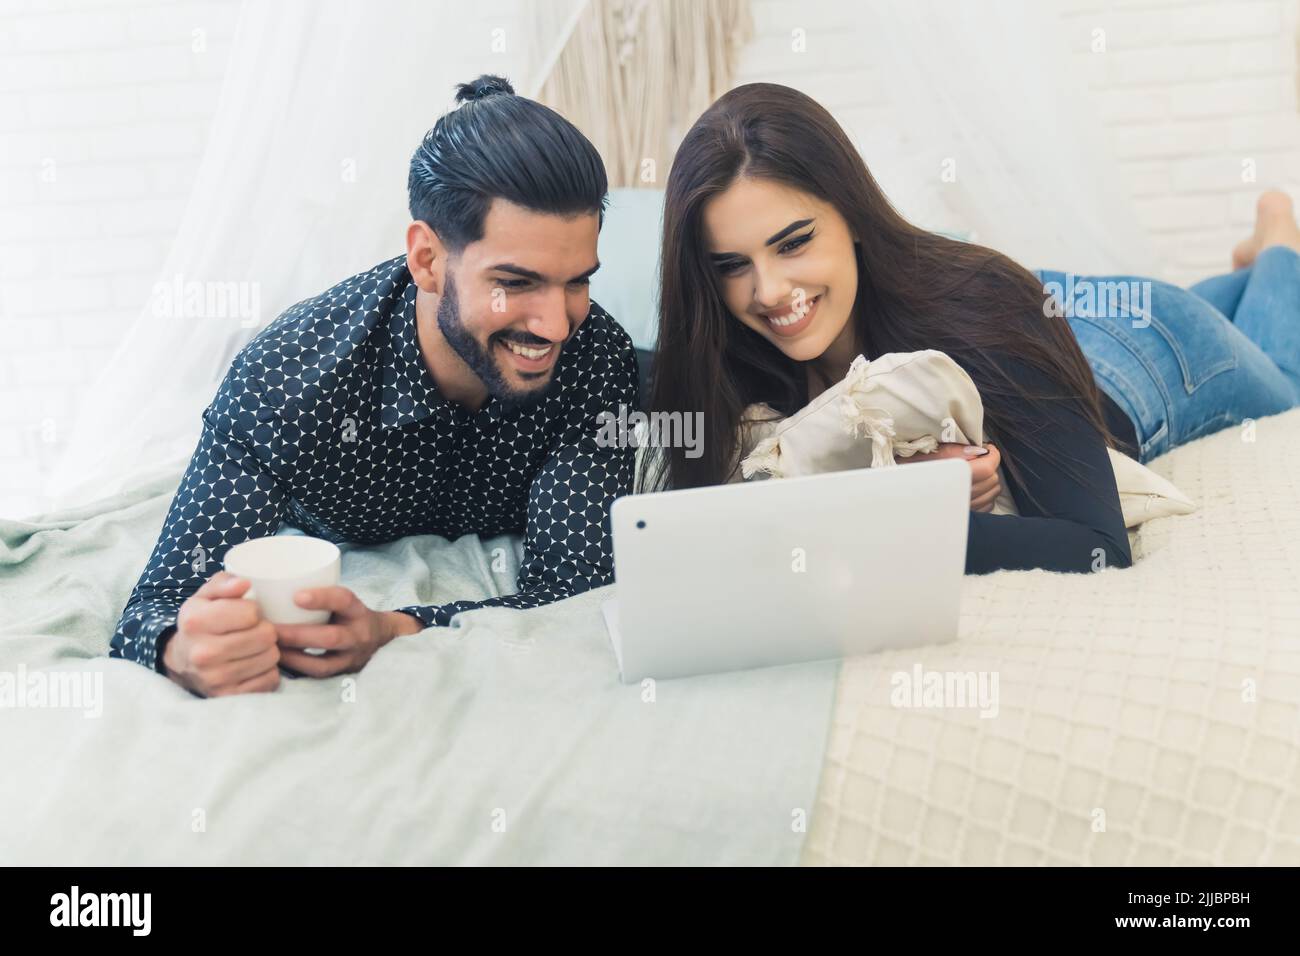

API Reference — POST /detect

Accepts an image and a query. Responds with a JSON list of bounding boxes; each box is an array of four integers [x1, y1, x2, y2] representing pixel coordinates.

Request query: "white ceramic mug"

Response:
[[223, 536, 341, 654]]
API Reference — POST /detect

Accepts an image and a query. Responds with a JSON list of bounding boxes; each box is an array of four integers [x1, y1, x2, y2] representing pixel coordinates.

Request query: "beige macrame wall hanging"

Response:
[[537, 0, 754, 188]]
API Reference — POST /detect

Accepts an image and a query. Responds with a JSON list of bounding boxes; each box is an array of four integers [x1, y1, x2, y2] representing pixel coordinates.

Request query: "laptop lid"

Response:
[[606, 459, 969, 682]]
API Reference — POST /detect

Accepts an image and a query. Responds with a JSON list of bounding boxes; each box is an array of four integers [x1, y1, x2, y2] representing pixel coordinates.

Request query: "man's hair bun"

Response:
[[454, 74, 515, 104], [409, 72, 607, 254]]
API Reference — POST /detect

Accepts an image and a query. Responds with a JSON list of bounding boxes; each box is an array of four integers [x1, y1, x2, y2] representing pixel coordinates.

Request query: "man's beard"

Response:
[[436, 272, 560, 412]]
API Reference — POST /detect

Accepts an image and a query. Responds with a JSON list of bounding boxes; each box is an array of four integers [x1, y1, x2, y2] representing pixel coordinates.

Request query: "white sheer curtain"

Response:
[[47, 0, 1156, 512], [849, 0, 1159, 277], [46, 0, 588, 512]]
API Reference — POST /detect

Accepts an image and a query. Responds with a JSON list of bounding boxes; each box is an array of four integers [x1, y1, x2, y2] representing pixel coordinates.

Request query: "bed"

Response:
[[2, 408, 1299, 865], [804, 406, 1300, 865]]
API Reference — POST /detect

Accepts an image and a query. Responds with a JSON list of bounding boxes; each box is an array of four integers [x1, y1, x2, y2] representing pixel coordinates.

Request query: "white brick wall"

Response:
[[0, 0, 239, 518], [1060, 0, 1300, 285], [734, 0, 1300, 287], [2, 0, 1298, 518]]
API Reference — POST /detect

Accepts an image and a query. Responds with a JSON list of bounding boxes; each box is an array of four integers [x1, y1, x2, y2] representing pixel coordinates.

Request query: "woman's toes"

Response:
[[1232, 238, 1257, 271], [1234, 190, 1300, 267], [1253, 190, 1300, 255], [1256, 189, 1295, 224]]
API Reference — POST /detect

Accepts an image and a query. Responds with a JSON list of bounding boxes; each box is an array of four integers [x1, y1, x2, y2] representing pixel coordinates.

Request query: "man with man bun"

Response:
[[111, 75, 638, 698]]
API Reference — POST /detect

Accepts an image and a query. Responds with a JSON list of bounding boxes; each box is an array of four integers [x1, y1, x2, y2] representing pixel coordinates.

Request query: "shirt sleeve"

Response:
[[965, 353, 1133, 574], [109, 376, 290, 673], [393, 319, 639, 628]]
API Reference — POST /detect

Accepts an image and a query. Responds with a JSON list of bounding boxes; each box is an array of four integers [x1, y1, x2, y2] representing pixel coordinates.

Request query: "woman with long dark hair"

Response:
[[640, 83, 1300, 574]]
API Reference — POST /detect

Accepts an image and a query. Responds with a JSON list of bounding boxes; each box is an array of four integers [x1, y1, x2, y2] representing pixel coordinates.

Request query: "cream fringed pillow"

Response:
[[736, 350, 1197, 530]]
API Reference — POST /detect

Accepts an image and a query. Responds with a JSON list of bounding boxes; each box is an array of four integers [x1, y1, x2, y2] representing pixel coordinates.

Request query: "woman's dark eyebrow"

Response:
[[707, 219, 814, 262], [765, 218, 814, 246]]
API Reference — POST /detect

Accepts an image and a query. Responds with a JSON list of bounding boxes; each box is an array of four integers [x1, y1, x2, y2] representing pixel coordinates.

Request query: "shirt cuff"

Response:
[[389, 588, 564, 630], [390, 604, 450, 630], [111, 603, 181, 674]]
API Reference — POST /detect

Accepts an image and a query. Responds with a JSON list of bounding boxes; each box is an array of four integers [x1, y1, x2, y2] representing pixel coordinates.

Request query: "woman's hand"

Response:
[[895, 442, 1002, 512]]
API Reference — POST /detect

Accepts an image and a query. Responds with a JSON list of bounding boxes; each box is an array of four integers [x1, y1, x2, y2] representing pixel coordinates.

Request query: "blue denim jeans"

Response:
[[1034, 246, 1300, 463]]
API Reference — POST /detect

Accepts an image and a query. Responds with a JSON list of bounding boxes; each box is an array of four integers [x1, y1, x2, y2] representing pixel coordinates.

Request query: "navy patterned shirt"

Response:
[[110, 254, 639, 672]]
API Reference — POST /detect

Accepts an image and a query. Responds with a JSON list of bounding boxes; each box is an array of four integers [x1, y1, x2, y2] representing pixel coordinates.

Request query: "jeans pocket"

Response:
[[1180, 409, 1237, 444], [1066, 313, 1170, 450], [1137, 279, 1239, 394], [1045, 272, 1239, 396], [1044, 270, 1244, 460]]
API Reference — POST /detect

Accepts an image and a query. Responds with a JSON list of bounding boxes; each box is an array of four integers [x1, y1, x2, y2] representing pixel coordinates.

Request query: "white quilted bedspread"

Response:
[[802, 407, 1300, 865]]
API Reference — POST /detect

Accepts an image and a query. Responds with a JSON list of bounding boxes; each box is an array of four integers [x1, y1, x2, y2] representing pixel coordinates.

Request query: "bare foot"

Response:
[[1232, 190, 1300, 269]]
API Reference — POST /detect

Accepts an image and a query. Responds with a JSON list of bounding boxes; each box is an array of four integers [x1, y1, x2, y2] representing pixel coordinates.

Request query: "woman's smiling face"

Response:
[[701, 176, 859, 364]]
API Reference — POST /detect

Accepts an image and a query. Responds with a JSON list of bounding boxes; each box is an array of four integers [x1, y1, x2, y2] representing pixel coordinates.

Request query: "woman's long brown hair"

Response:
[[639, 82, 1121, 506]]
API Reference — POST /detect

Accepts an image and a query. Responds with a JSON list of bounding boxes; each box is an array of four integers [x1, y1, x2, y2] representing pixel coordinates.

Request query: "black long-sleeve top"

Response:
[[963, 353, 1135, 573], [634, 347, 1137, 575]]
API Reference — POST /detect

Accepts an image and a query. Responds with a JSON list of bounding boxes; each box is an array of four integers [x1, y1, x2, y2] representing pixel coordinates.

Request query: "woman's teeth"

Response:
[[504, 340, 553, 360], [766, 295, 819, 327]]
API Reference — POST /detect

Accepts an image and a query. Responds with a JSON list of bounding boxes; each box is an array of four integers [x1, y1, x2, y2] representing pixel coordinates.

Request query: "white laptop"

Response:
[[602, 459, 970, 682]]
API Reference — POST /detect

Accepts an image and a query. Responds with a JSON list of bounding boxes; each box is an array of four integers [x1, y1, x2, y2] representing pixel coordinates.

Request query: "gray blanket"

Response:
[[0, 472, 836, 865]]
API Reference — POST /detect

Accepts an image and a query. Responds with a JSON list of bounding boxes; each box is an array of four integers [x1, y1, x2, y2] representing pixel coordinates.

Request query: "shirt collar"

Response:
[[373, 260, 551, 430], [375, 273, 453, 429]]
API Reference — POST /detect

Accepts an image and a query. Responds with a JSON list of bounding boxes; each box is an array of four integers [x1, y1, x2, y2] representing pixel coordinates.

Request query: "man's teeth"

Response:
[[767, 296, 819, 327], [504, 340, 553, 360]]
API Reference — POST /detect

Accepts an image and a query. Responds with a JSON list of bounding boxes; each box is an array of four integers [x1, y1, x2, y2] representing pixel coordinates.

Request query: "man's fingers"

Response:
[[276, 623, 349, 651], [217, 624, 278, 660], [212, 665, 281, 697], [193, 571, 251, 600], [185, 622, 277, 670], [237, 668, 282, 695], [179, 594, 261, 637], [292, 586, 361, 618], [279, 647, 348, 678], [213, 621, 280, 662], [208, 645, 281, 690]]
